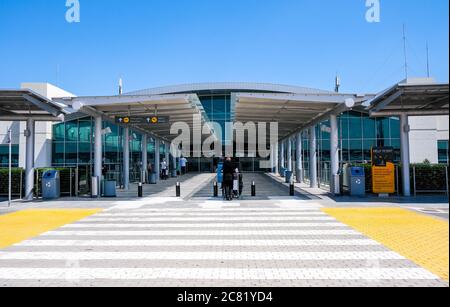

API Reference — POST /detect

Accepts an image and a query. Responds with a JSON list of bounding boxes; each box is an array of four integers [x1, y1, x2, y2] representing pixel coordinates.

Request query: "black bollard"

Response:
[[138, 182, 143, 198], [290, 182, 295, 196], [251, 181, 256, 197], [213, 181, 218, 197], [176, 182, 181, 197]]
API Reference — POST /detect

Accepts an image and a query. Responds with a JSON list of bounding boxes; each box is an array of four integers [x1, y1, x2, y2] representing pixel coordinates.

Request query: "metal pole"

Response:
[[309, 126, 318, 188], [400, 114, 411, 196], [8, 128, 12, 207], [413, 166, 417, 197]]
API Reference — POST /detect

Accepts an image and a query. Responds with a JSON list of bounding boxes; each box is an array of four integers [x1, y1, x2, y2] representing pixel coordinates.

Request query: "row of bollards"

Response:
[[211, 180, 295, 198], [137, 181, 182, 198]]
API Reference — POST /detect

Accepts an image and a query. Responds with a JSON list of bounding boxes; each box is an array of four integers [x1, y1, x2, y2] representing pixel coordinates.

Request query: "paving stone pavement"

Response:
[[0, 200, 448, 287]]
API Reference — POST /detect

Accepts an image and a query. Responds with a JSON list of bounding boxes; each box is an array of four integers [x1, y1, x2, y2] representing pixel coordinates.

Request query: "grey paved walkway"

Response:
[[192, 173, 320, 200], [0, 199, 447, 287]]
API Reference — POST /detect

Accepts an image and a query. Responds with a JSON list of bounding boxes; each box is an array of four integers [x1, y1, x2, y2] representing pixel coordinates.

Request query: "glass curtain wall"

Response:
[[52, 118, 155, 186]]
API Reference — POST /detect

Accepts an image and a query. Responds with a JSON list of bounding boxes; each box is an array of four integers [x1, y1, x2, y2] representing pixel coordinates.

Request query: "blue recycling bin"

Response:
[[42, 170, 61, 200], [349, 167, 366, 196]]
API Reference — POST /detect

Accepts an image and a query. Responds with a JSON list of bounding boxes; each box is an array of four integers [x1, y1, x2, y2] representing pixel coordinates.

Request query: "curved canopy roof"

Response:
[[127, 82, 335, 96]]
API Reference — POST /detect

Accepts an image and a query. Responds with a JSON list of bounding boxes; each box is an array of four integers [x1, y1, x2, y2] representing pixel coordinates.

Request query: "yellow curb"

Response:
[[0, 209, 102, 249], [322, 207, 449, 282]]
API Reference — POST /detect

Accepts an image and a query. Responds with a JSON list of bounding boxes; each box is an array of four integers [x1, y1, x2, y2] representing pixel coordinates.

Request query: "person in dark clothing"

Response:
[[223, 157, 234, 201]]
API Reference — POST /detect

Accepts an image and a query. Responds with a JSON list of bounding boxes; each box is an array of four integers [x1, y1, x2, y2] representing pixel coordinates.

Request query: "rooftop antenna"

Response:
[[402, 24, 409, 80], [119, 78, 123, 95], [426, 41, 431, 78], [335, 74, 340, 93]]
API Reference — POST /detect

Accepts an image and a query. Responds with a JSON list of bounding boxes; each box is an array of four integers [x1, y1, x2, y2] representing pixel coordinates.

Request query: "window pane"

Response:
[[65, 121, 78, 142], [79, 120, 92, 143], [52, 142, 65, 165], [348, 118, 362, 139], [53, 123, 65, 141], [349, 140, 363, 162], [390, 117, 400, 139], [363, 117, 376, 139]]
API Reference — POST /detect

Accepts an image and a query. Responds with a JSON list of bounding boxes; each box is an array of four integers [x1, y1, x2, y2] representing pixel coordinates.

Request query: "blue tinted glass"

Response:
[[65, 121, 78, 142], [53, 123, 65, 141], [79, 120, 92, 142], [390, 117, 400, 139], [363, 117, 376, 139]]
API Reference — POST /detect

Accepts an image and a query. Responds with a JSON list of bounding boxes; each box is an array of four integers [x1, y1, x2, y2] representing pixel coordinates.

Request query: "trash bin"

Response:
[[42, 170, 60, 200], [149, 173, 157, 184], [104, 180, 117, 197], [285, 171, 293, 183], [349, 167, 365, 196]]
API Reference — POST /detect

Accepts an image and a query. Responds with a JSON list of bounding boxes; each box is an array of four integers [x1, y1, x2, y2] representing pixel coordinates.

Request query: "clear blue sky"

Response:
[[0, 0, 448, 96]]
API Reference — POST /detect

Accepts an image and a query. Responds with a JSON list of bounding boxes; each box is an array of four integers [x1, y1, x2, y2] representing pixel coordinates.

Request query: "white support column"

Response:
[[94, 116, 103, 180], [309, 126, 318, 188], [141, 135, 148, 183], [330, 114, 340, 195], [171, 143, 177, 176], [123, 127, 130, 190], [287, 137, 293, 172], [296, 132, 303, 183], [400, 113, 411, 197], [24, 118, 35, 201], [280, 140, 285, 171], [165, 142, 170, 170], [271, 142, 279, 174], [154, 138, 160, 182]]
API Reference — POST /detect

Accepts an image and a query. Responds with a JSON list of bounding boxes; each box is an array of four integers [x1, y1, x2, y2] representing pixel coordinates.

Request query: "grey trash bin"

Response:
[[104, 181, 117, 197], [349, 167, 366, 196], [42, 170, 60, 200], [149, 173, 157, 184], [285, 171, 293, 183]]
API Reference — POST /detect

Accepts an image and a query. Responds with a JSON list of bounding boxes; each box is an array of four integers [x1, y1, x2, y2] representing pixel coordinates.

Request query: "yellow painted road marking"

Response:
[[323, 208, 449, 282], [0, 209, 101, 249]]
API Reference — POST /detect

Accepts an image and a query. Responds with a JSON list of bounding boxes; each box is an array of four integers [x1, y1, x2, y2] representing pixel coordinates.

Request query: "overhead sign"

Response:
[[372, 162, 396, 194], [115, 116, 170, 125], [372, 147, 394, 167]]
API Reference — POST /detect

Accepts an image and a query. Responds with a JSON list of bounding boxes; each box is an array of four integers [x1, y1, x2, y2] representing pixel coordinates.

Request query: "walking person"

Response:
[[161, 158, 168, 180], [180, 156, 188, 175], [223, 157, 234, 201]]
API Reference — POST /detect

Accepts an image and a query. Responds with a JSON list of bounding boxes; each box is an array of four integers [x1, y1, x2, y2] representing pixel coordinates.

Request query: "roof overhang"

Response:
[[55, 94, 216, 142], [367, 79, 449, 117], [234, 92, 372, 139], [0, 89, 66, 121]]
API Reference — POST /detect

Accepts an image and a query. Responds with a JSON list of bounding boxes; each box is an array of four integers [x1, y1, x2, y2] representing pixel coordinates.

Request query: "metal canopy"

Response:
[[0, 89, 65, 121], [367, 79, 449, 117], [55, 94, 216, 142], [234, 92, 371, 139]]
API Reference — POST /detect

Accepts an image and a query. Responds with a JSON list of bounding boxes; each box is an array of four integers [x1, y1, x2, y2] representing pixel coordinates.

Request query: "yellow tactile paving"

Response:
[[0, 209, 101, 249], [323, 208, 449, 282]]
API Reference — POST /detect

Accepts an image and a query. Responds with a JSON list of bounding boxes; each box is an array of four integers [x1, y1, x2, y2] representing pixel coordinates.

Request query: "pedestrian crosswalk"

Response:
[[0, 201, 446, 287]]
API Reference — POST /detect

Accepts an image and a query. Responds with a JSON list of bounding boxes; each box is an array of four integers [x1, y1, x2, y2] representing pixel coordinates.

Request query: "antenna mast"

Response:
[[426, 42, 430, 78], [402, 24, 408, 79]]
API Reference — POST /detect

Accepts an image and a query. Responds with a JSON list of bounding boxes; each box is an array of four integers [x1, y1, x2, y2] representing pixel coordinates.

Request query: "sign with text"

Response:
[[371, 147, 394, 167], [372, 162, 396, 194], [115, 116, 170, 125]]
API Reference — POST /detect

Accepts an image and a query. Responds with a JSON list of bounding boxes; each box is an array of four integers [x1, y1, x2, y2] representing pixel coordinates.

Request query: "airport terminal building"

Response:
[[0, 80, 448, 199]]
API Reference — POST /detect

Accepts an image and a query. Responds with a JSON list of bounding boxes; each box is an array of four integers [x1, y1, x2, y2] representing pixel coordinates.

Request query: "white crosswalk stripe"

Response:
[[0, 201, 444, 286]]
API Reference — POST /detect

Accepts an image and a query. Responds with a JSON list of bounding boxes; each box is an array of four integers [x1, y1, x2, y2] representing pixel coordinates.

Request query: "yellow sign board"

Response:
[[372, 162, 396, 194]]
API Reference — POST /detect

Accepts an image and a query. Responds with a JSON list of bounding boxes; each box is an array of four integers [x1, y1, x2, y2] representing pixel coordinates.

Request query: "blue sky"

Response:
[[0, 0, 448, 96]]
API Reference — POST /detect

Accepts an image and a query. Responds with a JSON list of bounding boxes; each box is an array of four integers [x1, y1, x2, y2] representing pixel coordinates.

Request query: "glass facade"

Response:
[[0, 144, 19, 167], [438, 140, 449, 164], [52, 118, 156, 185], [291, 111, 401, 186]]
